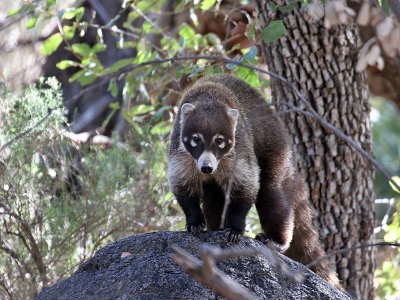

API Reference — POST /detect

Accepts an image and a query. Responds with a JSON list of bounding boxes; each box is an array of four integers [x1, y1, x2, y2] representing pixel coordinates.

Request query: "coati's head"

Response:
[[179, 102, 238, 175]]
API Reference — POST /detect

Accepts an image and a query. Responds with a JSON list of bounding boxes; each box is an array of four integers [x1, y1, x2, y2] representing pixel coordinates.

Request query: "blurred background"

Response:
[[0, 0, 399, 298]]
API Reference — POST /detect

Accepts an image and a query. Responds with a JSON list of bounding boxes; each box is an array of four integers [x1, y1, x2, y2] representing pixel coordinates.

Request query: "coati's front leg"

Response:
[[168, 153, 205, 234], [175, 190, 205, 234], [225, 197, 252, 242], [202, 181, 254, 243]]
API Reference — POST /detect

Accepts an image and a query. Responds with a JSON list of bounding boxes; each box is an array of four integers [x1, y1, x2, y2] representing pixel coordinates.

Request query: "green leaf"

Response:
[[26, 17, 38, 29], [130, 104, 154, 116], [109, 58, 135, 73], [150, 121, 172, 136], [389, 176, 400, 194], [261, 20, 287, 44], [41, 33, 63, 56], [7, 8, 21, 17], [46, 0, 56, 8], [92, 43, 107, 53], [63, 25, 76, 40], [71, 43, 91, 57], [234, 67, 259, 88], [62, 8, 77, 20], [108, 79, 119, 97], [56, 60, 78, 70], [75, 7, 85, 21], [178, 23, 197, 49], [69, 69, 96, 86], [200, 0, 217, 10]]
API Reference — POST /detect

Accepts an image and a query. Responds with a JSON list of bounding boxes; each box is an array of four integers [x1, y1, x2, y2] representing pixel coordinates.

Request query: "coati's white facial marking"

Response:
[[183, 137, 188, 142], [213, 134, 226, 149], [197, 151, 218, 174], [228, 139, 233, 144], [190, 133, 203, 148]]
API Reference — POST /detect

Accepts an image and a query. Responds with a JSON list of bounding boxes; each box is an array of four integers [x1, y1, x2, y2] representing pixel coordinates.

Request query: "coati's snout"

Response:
[[179, 102, 238, 175], [198, 152, 218, 174]]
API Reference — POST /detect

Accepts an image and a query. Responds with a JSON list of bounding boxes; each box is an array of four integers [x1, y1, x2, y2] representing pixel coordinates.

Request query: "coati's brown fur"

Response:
[[168, 74, 340, 287]]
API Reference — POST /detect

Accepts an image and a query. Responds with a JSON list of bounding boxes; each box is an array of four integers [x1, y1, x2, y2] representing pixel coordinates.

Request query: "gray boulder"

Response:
[[37, 231, 353, 300]]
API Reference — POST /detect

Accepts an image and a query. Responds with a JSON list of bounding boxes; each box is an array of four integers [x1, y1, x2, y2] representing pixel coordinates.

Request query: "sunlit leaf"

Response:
[[7, 8, 21, 17], [56, 60, 78, 70], [62, 9, 76, 20], [63, 25, 76, 40], [389, 176, 400, 194], [41, 33, 63, 56], [131, 104, 154, 116], [26, 17, 38, 29], [200, 0, 217, 10], [71, 43, 91, 57], [76, 7, 85, 21]]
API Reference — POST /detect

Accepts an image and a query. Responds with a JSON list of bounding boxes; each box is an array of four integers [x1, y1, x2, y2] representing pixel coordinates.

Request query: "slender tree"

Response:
[[256, 1, 375, 298]]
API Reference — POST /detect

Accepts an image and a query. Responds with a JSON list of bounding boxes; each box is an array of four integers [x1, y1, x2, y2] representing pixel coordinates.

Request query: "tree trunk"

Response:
[[256, 1, 375, 298]]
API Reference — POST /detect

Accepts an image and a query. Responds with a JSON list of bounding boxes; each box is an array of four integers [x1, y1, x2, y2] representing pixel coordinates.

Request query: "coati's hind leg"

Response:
[[255, 175, 294, 253]]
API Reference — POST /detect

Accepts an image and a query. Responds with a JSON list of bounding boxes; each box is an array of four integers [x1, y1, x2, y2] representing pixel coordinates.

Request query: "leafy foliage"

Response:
[[0, 79, 177, 298], [2, 0, 400, 299]]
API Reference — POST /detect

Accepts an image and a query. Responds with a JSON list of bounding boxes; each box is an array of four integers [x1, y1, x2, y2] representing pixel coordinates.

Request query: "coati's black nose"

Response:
[[201, 164, 213, 174]]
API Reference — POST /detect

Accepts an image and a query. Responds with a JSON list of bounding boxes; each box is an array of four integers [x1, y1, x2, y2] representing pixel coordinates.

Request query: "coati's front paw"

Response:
[[225, 228, 243, 243], [186, 223, 205, 234]]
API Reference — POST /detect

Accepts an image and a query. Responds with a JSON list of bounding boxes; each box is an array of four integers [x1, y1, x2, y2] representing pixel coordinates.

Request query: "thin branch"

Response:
[[2, 54, 398, 193], [172, 244, 260, 300], [303, 241, 400, 272]]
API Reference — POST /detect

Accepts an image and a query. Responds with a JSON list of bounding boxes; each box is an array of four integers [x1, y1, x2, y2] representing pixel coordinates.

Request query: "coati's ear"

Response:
[[180, 103, 195, 123], [227, 108, 239, 120], [227, 108, 239, 134]]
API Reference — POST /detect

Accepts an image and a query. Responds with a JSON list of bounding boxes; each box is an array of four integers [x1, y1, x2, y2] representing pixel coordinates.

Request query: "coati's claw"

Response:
[[226, 229, 243, 243], [186, 223, 205, 234]]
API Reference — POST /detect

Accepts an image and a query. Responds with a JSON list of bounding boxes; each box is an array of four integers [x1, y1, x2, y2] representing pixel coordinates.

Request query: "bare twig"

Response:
[[172, 244, 260, 300], [2, 54, 398, 193], [303, 241, 400, 272]]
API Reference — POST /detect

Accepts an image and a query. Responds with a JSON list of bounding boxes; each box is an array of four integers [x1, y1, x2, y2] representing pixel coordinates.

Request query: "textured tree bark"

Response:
[[256, 1, 375, 299]]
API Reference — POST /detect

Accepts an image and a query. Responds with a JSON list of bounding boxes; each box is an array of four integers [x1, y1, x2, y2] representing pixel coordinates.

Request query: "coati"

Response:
[[167, 74, 340, 287]]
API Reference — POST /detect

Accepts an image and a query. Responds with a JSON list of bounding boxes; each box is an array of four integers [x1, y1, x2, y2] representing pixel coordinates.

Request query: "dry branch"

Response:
[[1, 55, 399, 193], [171, 244, 260, 300]]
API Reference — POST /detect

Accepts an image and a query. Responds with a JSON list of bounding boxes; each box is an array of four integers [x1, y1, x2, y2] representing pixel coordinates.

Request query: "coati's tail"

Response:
[[284, 178, 341, 289]]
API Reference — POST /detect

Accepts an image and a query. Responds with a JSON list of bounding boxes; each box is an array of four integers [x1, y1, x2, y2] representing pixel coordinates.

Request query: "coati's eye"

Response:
[[215, 136, 225, 149], [191, 134, 201, 147]]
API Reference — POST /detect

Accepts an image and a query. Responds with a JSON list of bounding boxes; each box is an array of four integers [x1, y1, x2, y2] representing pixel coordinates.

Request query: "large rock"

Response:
[[37, 231, 353, 299]]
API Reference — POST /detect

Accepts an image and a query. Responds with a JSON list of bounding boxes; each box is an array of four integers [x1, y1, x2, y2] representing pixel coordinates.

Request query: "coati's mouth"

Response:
[[197, 151, 219, 174]]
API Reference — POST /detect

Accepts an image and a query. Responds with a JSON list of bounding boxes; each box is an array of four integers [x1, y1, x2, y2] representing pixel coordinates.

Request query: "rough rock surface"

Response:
[[37, 231, 353, 300]]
